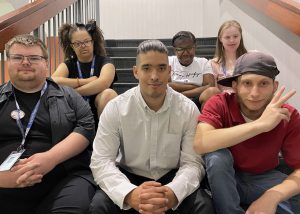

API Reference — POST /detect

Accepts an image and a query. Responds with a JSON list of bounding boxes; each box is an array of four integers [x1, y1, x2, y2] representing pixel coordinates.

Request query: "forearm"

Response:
[[267, 169, 300, 203], [51, 76, 79, 89], [168, 82, 197, 92], [166, 163, 203, 207], [46, 132, 89, 166], [182, 84, 210, 98], [194, 121, 264, 154], [76, 78, 111, 96], [91, 158, 136, 209]]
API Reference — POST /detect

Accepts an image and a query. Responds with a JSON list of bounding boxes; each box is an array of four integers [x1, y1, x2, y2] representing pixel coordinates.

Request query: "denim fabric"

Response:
[[204, 149, 300, 214]]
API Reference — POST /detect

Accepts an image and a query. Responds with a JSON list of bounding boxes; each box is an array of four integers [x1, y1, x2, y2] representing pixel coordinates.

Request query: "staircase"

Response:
[[105, 37, 217, 94]]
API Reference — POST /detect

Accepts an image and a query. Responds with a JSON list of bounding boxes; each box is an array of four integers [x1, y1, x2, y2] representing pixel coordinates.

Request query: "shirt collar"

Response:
[[135, 85, 171, 113]]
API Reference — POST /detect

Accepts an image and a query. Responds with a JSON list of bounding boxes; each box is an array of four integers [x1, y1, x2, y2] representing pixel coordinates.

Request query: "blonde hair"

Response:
[[214, 20, 247, 63], [5, 34, 48, 59]]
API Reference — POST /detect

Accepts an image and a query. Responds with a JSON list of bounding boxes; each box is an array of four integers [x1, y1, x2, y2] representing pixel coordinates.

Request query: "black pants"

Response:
[[191, 96, 202, 111], [0, 174, 96, 214], [88, 169, 215, 214]]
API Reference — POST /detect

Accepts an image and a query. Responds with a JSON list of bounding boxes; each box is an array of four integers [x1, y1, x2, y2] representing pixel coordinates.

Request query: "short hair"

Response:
[[172, 31, 196, 47], [136, 40, 168, 65], [5, 34, 48, 59]]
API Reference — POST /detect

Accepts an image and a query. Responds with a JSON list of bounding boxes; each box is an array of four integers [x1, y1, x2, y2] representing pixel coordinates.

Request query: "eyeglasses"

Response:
[[8, 54, 46, 64], [71, 40, 93, 49], [174, 46, 195, 54]]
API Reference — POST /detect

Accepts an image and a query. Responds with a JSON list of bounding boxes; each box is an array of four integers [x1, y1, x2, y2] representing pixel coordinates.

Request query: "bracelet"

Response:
[[77, 78, 80, 87]]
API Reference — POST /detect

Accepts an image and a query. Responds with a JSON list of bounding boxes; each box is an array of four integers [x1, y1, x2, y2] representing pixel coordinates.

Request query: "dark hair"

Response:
[[58, 19, 106, 60], [5, 34, 48, 59], [214, 20, 247, 63], [136, 40, 168, 65], [172, 31, 196, 47]]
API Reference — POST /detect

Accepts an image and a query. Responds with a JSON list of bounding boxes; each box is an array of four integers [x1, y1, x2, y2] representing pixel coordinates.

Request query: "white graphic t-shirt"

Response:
[[169, 56, 213, 86]]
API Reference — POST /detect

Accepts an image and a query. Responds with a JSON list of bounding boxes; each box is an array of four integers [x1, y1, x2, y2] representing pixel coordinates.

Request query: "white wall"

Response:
[[100, 0, 300, 109], [99, 0, 204, 39]]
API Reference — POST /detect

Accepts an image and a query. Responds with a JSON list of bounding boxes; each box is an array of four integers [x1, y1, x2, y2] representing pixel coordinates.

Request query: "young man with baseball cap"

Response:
[[194, 51, 300, 214]]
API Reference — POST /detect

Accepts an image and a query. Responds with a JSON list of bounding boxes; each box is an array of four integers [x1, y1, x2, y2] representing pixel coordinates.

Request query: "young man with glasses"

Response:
[[168, 31, 215, 110], [0, 34, 96, 213]]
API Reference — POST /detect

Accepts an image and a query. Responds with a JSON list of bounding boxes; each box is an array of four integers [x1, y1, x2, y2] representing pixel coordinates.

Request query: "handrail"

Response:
[[0, 0, 77, 51], [244, 0, 300, 36]]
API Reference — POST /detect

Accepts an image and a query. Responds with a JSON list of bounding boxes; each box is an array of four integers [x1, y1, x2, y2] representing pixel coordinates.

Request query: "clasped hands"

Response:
[[125, 181, 178, 214], [8, 151, 55, 188]]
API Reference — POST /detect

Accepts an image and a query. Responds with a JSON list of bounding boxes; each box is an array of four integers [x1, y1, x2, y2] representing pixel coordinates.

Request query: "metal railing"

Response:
[[0, 0, 100, 83]]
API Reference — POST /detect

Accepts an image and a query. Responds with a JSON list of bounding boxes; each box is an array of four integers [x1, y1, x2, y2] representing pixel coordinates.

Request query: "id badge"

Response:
[[0, 149, 25, 171]]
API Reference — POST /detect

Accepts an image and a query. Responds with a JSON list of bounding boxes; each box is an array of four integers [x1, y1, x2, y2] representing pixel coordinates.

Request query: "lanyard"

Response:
[[76, 56, 95, 79], [76, 56, 95, 101], [13, 82, 48, 151]]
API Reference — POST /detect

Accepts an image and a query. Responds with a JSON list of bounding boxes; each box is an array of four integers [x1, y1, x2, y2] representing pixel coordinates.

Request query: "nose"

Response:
[[21, 56, 31, 64], [249, 85, 260, 98], [151, 70, 159, 81]]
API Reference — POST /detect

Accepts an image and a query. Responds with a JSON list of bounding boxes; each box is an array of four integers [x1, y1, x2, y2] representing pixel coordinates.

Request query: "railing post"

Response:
[[1, 53, 5, 84], [96, 0, 100, 24]]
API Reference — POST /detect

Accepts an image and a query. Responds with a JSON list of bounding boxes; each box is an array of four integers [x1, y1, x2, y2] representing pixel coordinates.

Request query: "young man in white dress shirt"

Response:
[[89, 40, 214, 214]]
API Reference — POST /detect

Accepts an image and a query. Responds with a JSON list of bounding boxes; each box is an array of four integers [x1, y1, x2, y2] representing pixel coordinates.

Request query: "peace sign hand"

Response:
[[256, 86, 296, 133]]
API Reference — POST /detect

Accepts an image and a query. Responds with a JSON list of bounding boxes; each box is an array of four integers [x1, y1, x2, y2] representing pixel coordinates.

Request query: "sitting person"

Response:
[[89, 40, 215, 214], [168, 31, 215, 110], [194, 51, 300, 214], [0, 34, 96, 213], [52, 19, 118, 125], [200, 20, 248, 107]]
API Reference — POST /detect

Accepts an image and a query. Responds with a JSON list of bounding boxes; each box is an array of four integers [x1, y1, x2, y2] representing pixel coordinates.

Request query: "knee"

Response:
[[102, 88, 118, 100], [204, 149, 233, 170], [95, 89, 118, 107], [88, 189, 116, 214], [180, 188, 215, 214], [199, 87, 221, 103]]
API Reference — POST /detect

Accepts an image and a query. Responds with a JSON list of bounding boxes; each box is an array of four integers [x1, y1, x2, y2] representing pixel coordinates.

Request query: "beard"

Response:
[[236, 93, 273, 120]]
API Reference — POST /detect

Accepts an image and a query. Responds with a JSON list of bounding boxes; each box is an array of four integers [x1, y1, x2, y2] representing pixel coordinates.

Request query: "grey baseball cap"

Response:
[[218, 51, 280, 87]]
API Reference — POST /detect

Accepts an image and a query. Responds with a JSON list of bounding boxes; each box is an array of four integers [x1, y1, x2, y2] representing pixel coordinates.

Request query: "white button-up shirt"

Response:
[[90, 85, 204, 209]]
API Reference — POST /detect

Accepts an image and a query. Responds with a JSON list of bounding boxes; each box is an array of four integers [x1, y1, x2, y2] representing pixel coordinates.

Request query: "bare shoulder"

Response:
[[52, 63, 69, 77]]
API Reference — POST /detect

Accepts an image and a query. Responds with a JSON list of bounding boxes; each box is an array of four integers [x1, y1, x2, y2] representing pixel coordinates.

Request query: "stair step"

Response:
[[113, 82, 138, 94], [105, 37, 217, 47], [106, 45, 215, 58], [111, 57, 136, 69], [116, 68, 137, 83]]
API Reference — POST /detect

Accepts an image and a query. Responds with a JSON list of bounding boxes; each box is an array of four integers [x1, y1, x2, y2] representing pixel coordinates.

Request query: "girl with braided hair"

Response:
[[52, 20, 118, 126]]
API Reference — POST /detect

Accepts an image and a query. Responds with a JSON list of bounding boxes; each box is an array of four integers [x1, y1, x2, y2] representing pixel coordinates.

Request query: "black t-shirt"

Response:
[[0, 87, 52, 162], [0, 87, 67, 200], [65, 55, 117, 124]]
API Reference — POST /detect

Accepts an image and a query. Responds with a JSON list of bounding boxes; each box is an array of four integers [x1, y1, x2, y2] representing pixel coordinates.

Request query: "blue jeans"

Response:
[[204, 149, 300, 214]]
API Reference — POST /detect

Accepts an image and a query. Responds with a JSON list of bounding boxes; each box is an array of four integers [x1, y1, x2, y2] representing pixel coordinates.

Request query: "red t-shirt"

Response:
[[199, 93, 300, 174]]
